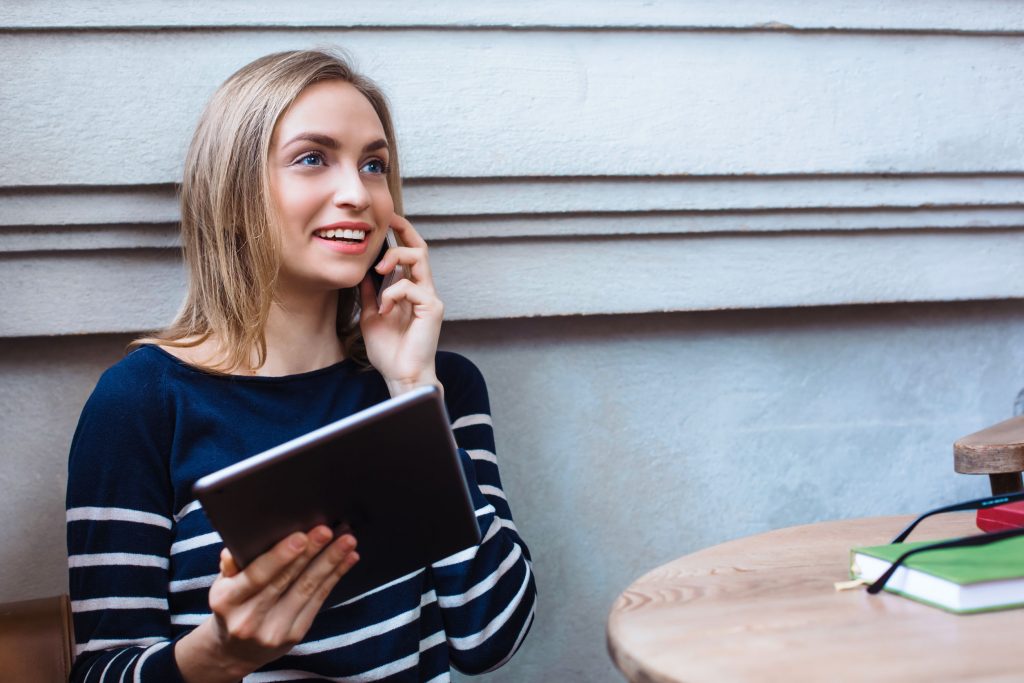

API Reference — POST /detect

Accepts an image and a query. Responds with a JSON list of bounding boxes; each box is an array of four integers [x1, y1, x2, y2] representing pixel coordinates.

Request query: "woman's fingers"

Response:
[[374, 246, 432, 287], [211, 527, 331, 611], [289, 550, 360, 642], [377, 278, 444, 317], [220, 548, 240, 577], [279, 535, 360, 638], [388, 214, 426, 248]]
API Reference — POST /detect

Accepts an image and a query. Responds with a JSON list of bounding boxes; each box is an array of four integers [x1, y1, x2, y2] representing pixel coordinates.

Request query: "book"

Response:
[[850, 535, 1024, 614], [977, 501, 1024, 532]]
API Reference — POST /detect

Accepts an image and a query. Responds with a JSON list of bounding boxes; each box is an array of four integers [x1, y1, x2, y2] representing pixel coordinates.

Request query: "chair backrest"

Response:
[[0, 594, 75, 682], [954, 415, 1024, 495]]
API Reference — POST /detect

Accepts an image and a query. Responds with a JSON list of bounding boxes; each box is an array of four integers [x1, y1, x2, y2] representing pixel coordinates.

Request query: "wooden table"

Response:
[[607, 514, 1024, 682]]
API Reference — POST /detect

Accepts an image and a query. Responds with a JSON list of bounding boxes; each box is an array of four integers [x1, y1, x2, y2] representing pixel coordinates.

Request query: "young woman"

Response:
[[66, 50, 536, 682]]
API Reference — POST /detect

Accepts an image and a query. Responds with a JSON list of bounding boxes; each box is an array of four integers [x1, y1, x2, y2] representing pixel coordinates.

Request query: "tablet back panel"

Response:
[[193, 386, 482, 601]]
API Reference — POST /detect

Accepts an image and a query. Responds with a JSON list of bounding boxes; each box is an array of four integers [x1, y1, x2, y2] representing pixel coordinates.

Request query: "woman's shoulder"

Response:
[[86, 345, 181, 415], [70, 346, 179, 465], [96, 344, 173, 388]]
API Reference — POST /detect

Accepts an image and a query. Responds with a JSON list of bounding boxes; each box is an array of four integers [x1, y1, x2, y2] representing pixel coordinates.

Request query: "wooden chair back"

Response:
[[954, 415, 1024, 494], [0, 594, 74, 683]]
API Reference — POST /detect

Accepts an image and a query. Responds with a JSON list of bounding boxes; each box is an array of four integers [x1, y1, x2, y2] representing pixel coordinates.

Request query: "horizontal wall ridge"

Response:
[[5, 175, 1023, 230], [6, 25, 1024, 38], [4, 1, 1024, 35]]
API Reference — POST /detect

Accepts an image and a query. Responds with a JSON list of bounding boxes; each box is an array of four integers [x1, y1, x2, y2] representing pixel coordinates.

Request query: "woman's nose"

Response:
[[331, 167, 371, 211]]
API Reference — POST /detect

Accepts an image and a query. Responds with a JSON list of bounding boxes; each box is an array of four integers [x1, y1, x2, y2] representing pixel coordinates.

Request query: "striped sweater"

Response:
[[66, 345, 536, 682]]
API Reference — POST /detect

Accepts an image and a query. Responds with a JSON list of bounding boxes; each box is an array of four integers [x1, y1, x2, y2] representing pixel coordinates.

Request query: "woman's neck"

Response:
[[257, 288, 344, 376]]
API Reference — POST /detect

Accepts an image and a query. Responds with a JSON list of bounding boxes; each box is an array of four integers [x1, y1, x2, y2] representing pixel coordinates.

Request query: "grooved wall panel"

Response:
[[2, 3, 1022, 336]]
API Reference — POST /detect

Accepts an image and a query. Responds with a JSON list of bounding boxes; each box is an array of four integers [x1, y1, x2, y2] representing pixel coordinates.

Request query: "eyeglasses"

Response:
[[867, 491, 1024, 595]]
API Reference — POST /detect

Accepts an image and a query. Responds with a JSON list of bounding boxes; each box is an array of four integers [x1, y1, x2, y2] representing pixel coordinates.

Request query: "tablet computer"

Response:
[[192, 385, 482, 601]]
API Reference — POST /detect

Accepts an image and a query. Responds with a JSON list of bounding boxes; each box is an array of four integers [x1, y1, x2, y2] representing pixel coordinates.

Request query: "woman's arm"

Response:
[[429, 354, 538, 674], [66, 362, 189, 682], [67, 359, 360, 682], [359, 217, 537, 669]]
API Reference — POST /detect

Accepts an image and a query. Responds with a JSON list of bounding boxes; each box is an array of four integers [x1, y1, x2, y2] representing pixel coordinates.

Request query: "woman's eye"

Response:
[[295, 152, 324, 166], [361, 159, 387, 174]]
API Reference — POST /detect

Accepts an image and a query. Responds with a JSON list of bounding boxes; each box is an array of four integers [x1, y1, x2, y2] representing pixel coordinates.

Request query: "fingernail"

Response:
[[313, 527, 332, 544], [289, 534, 307, 551]]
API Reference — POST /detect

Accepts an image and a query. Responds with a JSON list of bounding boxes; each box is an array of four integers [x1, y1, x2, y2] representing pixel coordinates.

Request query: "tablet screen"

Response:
[[193, 386, 482, 601]]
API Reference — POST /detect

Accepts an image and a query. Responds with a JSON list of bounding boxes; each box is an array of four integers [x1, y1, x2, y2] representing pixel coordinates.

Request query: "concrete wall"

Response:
[[2, 3, 1024, 681]]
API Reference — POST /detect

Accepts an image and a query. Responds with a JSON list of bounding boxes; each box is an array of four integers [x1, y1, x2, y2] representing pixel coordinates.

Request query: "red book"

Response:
[[978, 501, 1024, 532]]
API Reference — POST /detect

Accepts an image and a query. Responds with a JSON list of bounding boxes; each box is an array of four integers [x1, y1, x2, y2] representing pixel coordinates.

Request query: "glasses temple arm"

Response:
[[868, 526, 1024, 594], [889, 491, 1024, 544]]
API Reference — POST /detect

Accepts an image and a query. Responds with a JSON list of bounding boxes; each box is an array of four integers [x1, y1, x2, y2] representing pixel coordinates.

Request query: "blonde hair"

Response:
[[134, 49, 402, 372]]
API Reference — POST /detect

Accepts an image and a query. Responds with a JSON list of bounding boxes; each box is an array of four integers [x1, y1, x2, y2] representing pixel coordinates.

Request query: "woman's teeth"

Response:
[[316, 228, 366, 242]]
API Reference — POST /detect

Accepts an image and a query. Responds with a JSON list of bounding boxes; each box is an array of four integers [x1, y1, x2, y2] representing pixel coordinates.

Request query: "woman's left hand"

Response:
[[359, 214, 444, 397]]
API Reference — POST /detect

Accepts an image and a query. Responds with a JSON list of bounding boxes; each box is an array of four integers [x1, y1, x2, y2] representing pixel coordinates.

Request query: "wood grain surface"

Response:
[[955, 415, 1024, 474], [607, 514, 1024, 683]]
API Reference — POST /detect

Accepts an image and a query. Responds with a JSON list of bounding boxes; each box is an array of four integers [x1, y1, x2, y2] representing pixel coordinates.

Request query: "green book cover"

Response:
[[850, 535, 1024, 614]]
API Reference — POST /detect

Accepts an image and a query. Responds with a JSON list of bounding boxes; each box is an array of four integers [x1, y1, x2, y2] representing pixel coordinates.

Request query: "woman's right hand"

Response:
[[175, 526, 359, 683]]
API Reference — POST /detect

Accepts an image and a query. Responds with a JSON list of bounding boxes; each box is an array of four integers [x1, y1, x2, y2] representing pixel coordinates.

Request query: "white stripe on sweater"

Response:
[[170, 531, 221, 555], [437, 543, 523, 608], [466, 449, 497, 464], [243, 633, 444, 682], [96, 647, 130, 682], [290, 591, 437, 656], [169, 572, 218, 593], [448, 562, 533, 651], [68, 553, 169, 570], [451, 414, 492, 430], [342, 652, 419, 682], [170, 613, 209, 626], [419, 630, 446, 652], [67, 507, 171, 529], [75, 636, 163, 656], [478, 484, 507, 500], [244, 671, 323, 682], [120, 653, 140, 683], [72, 597, 168, 612], [134, 641, 171, 683], [482, 601, 536, 674], [333, 568, 424, 608], [173, 499, 203, 522]]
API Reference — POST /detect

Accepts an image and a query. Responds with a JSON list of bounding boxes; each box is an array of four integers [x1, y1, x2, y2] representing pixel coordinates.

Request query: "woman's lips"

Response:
[[314, 234, 370, 255], [312, 223, 372, 255]]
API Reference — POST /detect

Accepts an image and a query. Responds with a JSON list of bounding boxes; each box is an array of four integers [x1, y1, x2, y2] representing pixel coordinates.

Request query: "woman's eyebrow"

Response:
[[282, 132, 339, 149], [280, 134, 389, 154]]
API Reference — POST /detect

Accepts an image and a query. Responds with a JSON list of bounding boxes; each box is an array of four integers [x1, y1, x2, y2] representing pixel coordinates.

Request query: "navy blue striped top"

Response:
[[66, 345, 536, 682]]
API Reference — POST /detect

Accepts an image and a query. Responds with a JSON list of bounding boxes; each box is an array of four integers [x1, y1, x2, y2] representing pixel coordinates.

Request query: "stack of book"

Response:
[[850, 535, 1024, 614]]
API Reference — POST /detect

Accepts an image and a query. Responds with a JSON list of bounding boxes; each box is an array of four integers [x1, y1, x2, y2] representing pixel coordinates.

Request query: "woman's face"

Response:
[[268, 79, 394, 297]]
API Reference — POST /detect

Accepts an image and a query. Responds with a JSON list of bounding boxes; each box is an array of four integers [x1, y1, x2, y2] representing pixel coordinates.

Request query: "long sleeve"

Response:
[[66, 362, 187, 683], [431, 354, 537, 674]]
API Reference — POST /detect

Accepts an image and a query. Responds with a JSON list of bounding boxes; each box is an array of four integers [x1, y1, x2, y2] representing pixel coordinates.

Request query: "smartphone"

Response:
[[370, 228, 405, 309]]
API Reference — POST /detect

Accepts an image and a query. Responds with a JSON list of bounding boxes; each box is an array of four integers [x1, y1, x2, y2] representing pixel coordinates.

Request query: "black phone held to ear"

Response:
[[370, 228, 404, 308]]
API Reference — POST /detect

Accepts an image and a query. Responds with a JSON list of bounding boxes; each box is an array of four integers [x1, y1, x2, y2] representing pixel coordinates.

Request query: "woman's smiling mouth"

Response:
[[314, 225, 368, 243], [315, 223, 372, 244], [312, 222, 373, 255]]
